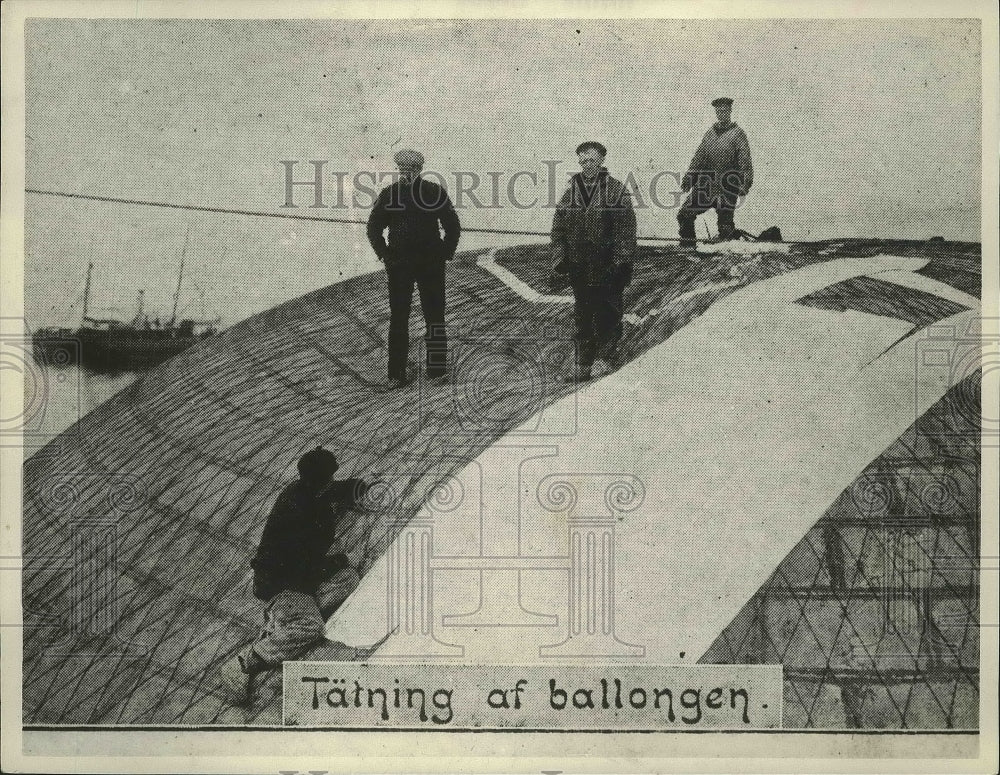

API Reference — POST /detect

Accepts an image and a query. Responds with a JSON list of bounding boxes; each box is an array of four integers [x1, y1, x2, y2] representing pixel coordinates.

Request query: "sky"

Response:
[[24, 18, 982, 327]]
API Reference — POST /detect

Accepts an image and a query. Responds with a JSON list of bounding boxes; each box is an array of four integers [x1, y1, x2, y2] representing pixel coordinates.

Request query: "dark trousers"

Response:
[[570, 278, 625, 371], [386, 259, 446, 379], [677, 190, 737, 242]]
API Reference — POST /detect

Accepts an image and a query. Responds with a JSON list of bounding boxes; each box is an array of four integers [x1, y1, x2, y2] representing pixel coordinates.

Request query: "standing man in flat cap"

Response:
[[678, 98, 754, 249], [550, 141, 637, 382], [367, 149, 461, 388]]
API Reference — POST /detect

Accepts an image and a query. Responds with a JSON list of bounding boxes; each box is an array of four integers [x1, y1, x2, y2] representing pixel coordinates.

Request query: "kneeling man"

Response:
[[220, 446, 370, 705]]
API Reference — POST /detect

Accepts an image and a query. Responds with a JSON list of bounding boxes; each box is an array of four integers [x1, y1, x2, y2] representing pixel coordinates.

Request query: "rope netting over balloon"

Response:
[[700, 362, 982, 728], [21, 239, 982, 725]]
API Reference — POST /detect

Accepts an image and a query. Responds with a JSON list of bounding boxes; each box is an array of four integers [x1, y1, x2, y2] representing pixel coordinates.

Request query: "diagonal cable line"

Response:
[[25, 186, 690, 242]]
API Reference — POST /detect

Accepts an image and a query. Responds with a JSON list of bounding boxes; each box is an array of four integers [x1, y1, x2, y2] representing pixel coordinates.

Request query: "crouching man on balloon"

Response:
[[219, 446, 382, 706]]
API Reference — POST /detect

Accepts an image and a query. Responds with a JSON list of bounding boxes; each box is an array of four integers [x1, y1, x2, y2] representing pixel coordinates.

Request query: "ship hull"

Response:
[[32, 328, 214, 371], [20, 239, 983, 727]]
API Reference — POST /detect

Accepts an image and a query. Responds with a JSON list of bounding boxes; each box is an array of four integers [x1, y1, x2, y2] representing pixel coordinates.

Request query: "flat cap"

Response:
[[711, 97, 734, 107], [393, 148, 425, 167], [575, 141, 607, 157]]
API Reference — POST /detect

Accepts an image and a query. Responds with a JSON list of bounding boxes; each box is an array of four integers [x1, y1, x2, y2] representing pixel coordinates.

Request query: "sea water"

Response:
[[22, 19, 981, 440]]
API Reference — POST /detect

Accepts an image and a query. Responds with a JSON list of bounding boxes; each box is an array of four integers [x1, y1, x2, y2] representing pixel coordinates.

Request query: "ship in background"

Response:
[[21, 237, 983, 727], [32, 229, 220, 371]]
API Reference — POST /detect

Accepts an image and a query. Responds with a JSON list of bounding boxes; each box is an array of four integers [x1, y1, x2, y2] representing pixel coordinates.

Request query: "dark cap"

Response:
[[298, 446, 338, 481], [575, 141, 607, 157], [711, 97, 734, 108]]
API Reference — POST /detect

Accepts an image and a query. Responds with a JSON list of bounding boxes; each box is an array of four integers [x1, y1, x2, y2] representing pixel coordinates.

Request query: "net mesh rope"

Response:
[[700, 374, 981, 728], [21, 240, 981, 726]]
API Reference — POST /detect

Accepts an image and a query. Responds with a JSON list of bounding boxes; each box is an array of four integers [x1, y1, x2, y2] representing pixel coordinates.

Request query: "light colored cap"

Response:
[[393, 148, 425, 167]]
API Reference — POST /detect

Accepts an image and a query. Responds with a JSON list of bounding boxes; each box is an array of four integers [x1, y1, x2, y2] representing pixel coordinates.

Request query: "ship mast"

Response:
[[169, 225, 189, 327], [132, 289, 145, 327], [82, 261, 94, 322]]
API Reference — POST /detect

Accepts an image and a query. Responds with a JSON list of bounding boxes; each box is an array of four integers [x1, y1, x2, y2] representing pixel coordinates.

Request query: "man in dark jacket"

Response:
[[219, 446, 370, 705], [678, 97, 754, 248], [367, 149, 461, 388], [551, 141, 637, 382]]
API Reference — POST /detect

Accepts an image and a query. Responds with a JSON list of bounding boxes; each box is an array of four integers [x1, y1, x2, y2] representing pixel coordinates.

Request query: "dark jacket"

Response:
[[251, 477, 367, 601], [367, 177, 461, 264], [550, 168, 637, 285], [683, 122, 753, 200]]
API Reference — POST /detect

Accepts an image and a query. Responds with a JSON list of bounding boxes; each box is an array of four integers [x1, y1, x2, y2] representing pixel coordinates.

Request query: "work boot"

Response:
[[561, 368, 592, 383], [678, 240, 699, 262]]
